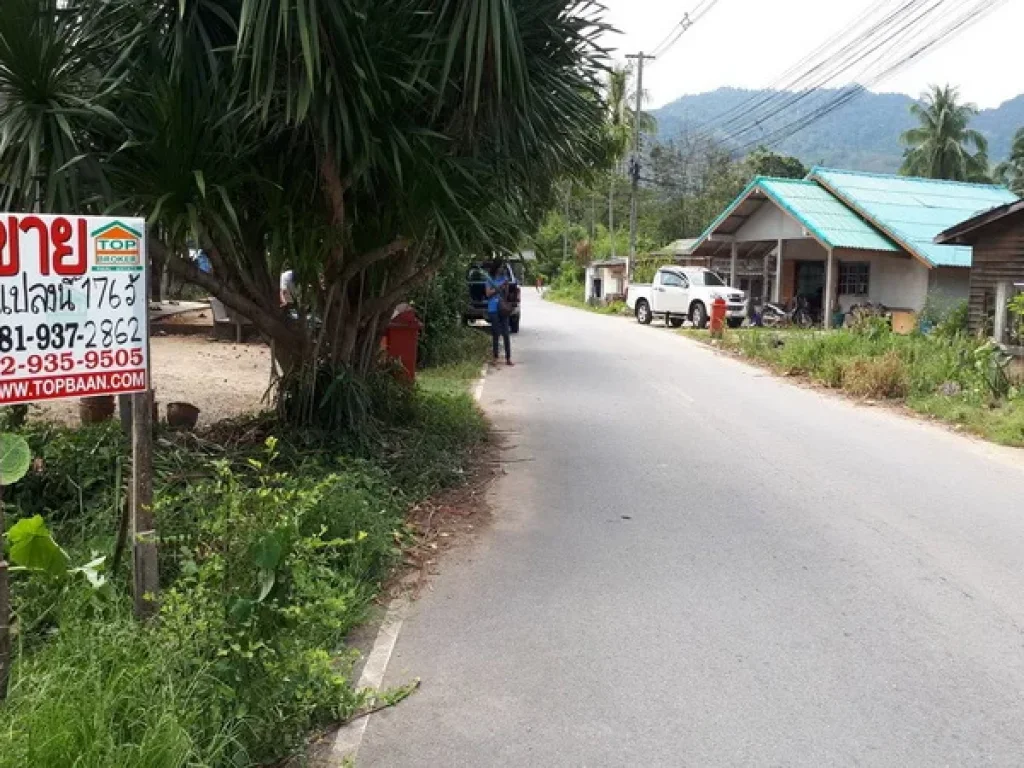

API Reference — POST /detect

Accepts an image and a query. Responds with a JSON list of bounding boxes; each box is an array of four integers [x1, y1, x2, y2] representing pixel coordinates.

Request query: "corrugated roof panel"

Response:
[[758, 178, 898, 252], [809, 168, 1019, 267]]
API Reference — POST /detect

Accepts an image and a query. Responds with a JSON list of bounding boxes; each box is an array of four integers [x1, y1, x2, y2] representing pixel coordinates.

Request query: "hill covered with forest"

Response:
[[651, 88, 1024, 173]]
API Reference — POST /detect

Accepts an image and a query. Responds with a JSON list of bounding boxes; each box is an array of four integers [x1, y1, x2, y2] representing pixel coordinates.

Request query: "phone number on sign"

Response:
[[0, 319, 142, 353], [0, 348, 144, 376]]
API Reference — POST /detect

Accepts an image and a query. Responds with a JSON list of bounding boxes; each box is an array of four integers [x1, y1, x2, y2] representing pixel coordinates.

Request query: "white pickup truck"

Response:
[[626, 266, 747, 329]]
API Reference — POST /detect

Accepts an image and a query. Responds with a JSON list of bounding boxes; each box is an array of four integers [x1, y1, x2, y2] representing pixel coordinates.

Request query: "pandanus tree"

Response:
[[0, 0, 612, 425]]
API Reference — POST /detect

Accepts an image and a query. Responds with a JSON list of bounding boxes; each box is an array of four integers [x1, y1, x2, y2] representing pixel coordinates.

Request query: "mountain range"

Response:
[[651, 88, 1024, 174]]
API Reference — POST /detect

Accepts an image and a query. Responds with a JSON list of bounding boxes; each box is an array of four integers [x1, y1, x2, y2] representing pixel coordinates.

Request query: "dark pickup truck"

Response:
[[465, 263, 521, 333]]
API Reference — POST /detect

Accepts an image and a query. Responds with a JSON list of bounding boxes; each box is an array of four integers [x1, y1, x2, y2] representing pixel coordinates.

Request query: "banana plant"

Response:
[[0, 432, 31, 701], [0, 433, 107, 702]]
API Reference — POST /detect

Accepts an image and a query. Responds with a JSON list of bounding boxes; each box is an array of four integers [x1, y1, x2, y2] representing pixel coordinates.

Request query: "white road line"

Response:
[[332, 598, 410, 763], [473, 364, 488, 402], [651, 380, 695, 405]]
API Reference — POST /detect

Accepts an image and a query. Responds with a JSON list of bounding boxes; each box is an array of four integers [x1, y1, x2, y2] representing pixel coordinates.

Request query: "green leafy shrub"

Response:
[[411, 255, 473, 368], [933, 300, 969, 339], [7, 422, 124, 543]]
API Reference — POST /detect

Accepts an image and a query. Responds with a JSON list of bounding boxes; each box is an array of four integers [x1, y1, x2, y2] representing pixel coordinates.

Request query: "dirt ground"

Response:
[[36, 336, 273, 427]]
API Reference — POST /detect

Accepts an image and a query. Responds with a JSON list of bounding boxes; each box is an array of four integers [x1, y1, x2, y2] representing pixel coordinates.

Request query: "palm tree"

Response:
[[994, 127, 1024, 195], [605, 64, 655, 257], [899, 85, 990, 182]]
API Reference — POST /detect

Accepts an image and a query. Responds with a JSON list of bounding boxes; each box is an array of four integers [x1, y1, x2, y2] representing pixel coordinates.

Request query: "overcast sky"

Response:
[[601, 0, 1024, 110]]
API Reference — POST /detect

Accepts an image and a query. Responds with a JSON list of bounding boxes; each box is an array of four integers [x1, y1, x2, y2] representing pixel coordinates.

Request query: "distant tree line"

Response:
[[530, 81, 1024, 285]]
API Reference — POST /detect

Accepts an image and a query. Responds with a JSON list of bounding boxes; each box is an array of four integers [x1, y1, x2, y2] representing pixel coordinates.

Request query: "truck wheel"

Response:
[[691, 302, 708, 329], [635, 300, 653, 325], [728, 318, 744, 329], [509, 315, 520, 334], [668, 316, 684, 328]]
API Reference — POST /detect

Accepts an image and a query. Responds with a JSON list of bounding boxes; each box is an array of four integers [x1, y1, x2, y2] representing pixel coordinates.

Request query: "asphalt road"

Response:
[[358, 292, 1024, 767]]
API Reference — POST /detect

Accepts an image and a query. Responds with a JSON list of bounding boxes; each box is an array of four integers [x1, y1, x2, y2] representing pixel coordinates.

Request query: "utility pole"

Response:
[[625, 52, 655, 282]]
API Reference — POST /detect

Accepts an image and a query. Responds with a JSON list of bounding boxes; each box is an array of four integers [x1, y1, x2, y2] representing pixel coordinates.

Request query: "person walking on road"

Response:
[[486, 262, 514, 366]]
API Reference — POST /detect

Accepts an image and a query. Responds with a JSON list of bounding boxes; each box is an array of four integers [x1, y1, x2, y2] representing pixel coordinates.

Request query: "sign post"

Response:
[[0, 213, 156, 616]]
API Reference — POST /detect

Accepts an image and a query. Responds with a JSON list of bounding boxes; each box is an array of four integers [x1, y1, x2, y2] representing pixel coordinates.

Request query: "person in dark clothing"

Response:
[[485, 263, 513, 366]]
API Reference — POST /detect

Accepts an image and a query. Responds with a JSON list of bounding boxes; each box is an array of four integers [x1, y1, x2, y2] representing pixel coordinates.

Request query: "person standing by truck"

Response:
[[486, 262, 514, 366]]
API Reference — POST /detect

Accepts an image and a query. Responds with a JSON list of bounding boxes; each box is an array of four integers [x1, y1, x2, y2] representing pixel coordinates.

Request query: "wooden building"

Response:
[[936, 199, 1024, 341]]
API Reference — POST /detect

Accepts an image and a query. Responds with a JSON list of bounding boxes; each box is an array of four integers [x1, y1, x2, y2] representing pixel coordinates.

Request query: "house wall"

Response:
[[734, 203, 805, 241], [602, 268, 626, 297], [778, 240, 930, 310], [585, 266, 626, 302], [963, 216, 1024, 335], [584, 266, 597, 302], [867, 253, 929, 310], [927, 267, 971, 312]]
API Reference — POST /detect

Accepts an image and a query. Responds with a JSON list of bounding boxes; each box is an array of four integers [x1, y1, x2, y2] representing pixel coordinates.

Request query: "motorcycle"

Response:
[[759, 295, 814, 328]]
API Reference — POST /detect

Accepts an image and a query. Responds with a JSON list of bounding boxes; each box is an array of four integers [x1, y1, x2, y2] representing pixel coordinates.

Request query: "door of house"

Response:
[[796, 261, 826, 315]]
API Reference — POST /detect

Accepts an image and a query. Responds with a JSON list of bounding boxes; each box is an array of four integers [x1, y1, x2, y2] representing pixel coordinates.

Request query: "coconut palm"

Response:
[[994, 127, 1024, 195], [899, 85, 990, 182]]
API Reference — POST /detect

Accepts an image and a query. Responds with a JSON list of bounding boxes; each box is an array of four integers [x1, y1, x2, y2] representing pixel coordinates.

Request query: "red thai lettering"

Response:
[[50, 217, 86, 276], [19, 216, 49, 275], [0, 219, 12, 277], [0, 215, 89, 278]]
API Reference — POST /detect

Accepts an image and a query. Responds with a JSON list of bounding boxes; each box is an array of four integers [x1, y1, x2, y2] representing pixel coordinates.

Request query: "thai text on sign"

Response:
[[0, 214, 149, 405]]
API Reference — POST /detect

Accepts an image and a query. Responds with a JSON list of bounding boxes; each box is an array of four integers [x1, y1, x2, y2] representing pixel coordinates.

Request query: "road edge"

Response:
[[330, 363, 489, 765]]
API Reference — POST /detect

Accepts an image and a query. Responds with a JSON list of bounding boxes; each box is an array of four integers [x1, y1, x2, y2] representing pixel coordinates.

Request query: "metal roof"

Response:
[[810, 168, 1020, 268], [691, 177, 898, 257], [654, 238, 699, 256], [934, 199, 1024, 245]]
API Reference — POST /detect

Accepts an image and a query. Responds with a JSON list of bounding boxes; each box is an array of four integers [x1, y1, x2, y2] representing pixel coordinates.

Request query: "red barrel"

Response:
[[383, 308, 422, 382]]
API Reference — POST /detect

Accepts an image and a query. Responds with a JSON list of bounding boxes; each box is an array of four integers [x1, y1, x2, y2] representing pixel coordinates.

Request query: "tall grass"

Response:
[[686, 327, 1024, 446]]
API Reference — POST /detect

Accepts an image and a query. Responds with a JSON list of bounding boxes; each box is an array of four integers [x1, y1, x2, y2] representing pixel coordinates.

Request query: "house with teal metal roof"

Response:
[[687, 170, 1019, 328]]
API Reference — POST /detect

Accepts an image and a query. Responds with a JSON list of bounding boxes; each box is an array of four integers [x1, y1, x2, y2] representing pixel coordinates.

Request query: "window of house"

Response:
[[838, 262, 870, 295]]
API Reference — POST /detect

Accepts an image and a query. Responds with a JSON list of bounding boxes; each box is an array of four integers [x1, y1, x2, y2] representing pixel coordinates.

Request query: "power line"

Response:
[[709, 0, 944, 145], [728, 0, 1009, 154], [649, 0, 723, 60], [622, 0, 723, 274], [685, 0, 908, 136]]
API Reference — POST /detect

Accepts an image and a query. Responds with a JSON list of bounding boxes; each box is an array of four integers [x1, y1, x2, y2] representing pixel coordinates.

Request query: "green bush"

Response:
[[411, 255, 472, 369], [8, 421, 125, 542], [933, 300, 969, 339]]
